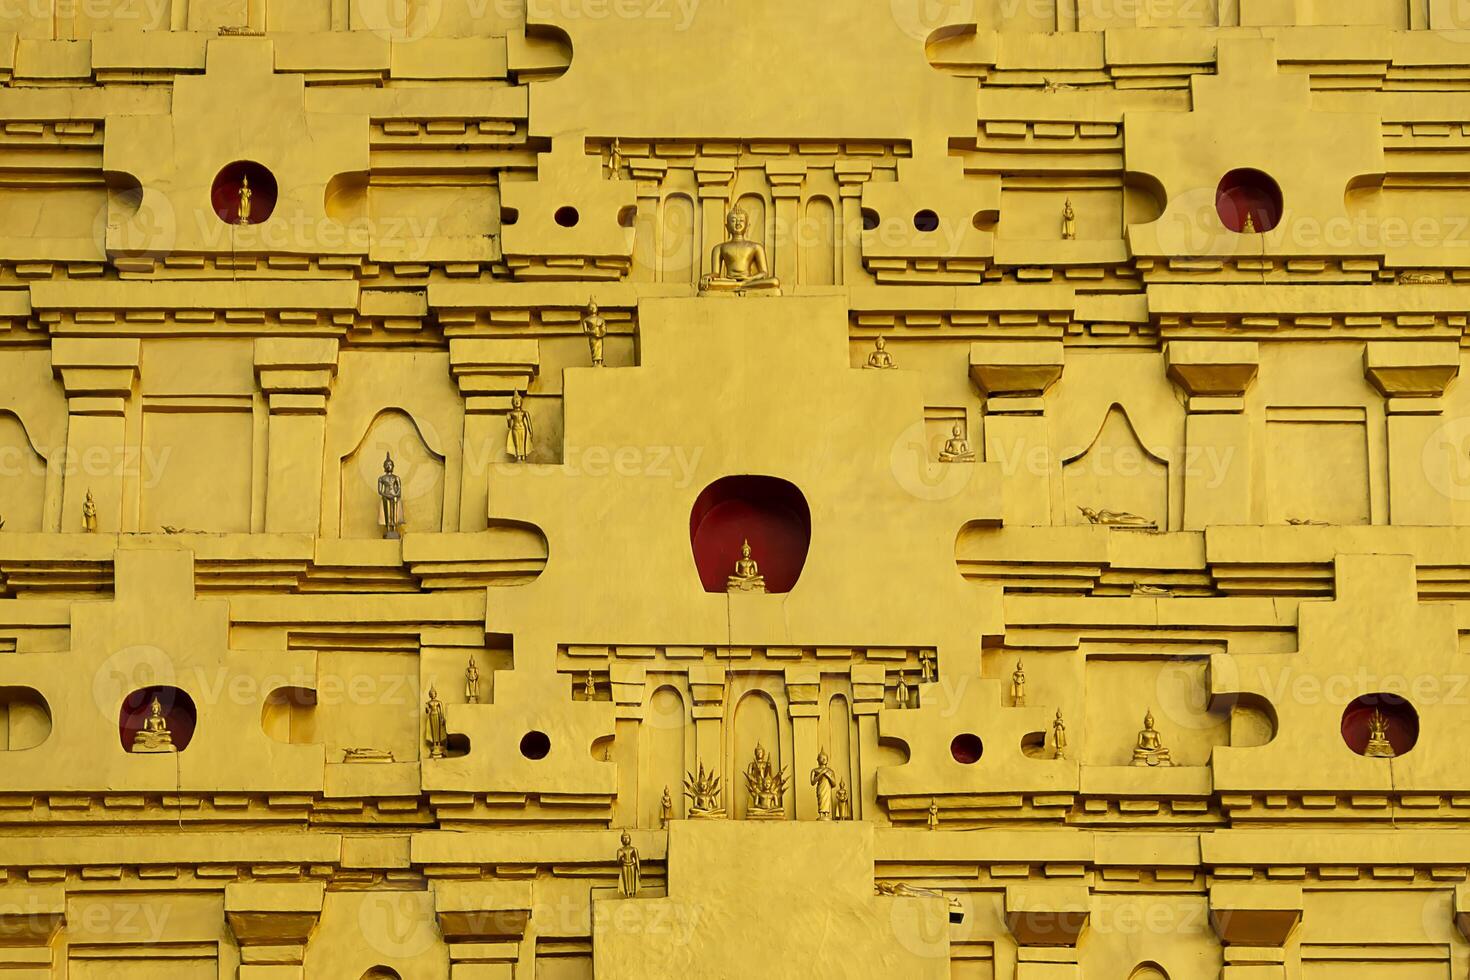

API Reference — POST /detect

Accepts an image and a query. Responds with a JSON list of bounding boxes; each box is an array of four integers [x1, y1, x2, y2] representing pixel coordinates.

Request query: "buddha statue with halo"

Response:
[[1365, 709, 1396, 758], [1131, 709, 1174, 767], [727, 539, 767, 593], [131, 697, 176, 753], [699, 207, 782, 296]]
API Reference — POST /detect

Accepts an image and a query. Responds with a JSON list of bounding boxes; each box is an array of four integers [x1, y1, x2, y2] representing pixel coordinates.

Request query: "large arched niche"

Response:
[[1062, 404, 1168, 529], [689, 475, 811, 594], [339, 409, 446, 538], [0, 409, 49, 532], [0, 687, 52, 752]]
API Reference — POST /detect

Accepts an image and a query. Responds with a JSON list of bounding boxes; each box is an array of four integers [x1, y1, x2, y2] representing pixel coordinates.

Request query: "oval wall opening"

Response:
[[689, 475, 811, 594]]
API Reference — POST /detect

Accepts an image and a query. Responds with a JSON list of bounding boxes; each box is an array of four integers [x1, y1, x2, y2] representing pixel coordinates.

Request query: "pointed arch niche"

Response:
[[1062, 405, 1168, 529], [338, 409, 446, 538]]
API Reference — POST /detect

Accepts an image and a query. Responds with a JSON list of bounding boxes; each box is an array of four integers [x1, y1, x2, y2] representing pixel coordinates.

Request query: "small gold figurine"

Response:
[[938, 423, 975, 462], [582, 299, 607, 367], [684, 761, 725, 819], [835, 779, 852, 820], [699, 207, 781, 295], [505, 391, 533, 463], [82, 489, 98, 533], [1052, 709, 1068, 760], [378, 452, 404, 540], [1010, 659, 1026, 707], [895, 672, 911, 709], [342, 747, 395, 763], [1132, 583, 1173, 596], [726, 539, 767, 593], [1131, 709, 1174, 768], [743, 743, 790, 819], [616, 830, 641, 897], [660, 785, 673, 827], [465, 657, 479, 704], [919, 649, 936, 684], [1365, 709, 1396, 758], [810, 748, 837, 821], [865, 335, 896, 370], [584, 670, 597, 699], [424, 686, 448, 760], [1061, 197, 1076, 240], [237, 174, 252, 225], [131, 696, 176, 753], [927, 798, 939, 831], [609, 137, 623, 180], [1243, 212, 1257, 234], [1077, 506, 1157, 531]]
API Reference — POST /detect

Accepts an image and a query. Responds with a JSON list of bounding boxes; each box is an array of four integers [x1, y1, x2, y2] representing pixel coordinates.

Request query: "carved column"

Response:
[[835, 161, 873, 286], [1363, 341, 1461, 526], [765, 160, 807, 288], [432, 880, 533, 979], [784, 665, 820, 821], [629, 158, 669, 283], [608, 663, 647, 828], [0, 885, 65, 977], [51, 337, 141, 533], [253, 338, 340, 534], [694, 158, 736, 280], [1209, 883, 1302, 979], [1004, 883, 1090, 978], [1166, 341, 1259, 530], [969, 341, 1064, 527], [448, 338, 539, 531], [224, 881, 325, 980], [850, 663, 885, 822]]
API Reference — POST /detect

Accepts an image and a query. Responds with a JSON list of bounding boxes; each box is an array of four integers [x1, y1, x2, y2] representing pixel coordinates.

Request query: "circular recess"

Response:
[[1216, 168, 1282, 234], [1341, 692, 1418, 758], [554, 206, 580, 227], [519, 730, 551, 760], [913, 209, 940, 232], [119, 686, 197, 753], [950, 733, 983, 764], [211, 161, 278, 226], [861, 208, 880, 231]]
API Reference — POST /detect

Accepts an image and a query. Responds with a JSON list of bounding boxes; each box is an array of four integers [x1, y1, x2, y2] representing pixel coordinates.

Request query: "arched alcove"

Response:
[[119, 686, 197, 753], [212, 160, 278, 225], [730, 690, 782, 820], [660, 193, 696, 283], [339, 409, 446, 538], [1342, 692, 1419, 757], [645, 685, 687, 825], [1216, 168, 1283, 233], [0, 687, 51, 751], [1129, 964, 1169, 980], [1063, 405, 1168, 530], [826, 693, 854, 813], [802, 196, 836, 285], [262, 687, 318, 745], [0, 411, 48, 532], [360, 969, 402, 980], [689, 475, 811, 594]]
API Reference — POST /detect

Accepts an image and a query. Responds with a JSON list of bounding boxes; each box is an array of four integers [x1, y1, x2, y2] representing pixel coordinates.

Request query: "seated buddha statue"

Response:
[[1364, 709, 1396, 758], [699, 208, 782, 296], [1131, 710, 1173, 767], [938, 423, 975, 463], [865, 336, 896, 370], [727, 539, 767, 593], [132, 696, 177, 753]]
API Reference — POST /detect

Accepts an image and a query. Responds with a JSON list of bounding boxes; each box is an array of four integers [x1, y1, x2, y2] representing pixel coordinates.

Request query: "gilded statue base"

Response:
[[1131, 750, 1174, 768], [727, 577, 766, 593], [746, 807, 785, 821], [1365, 738, 1396, 759], [688, 807, 727, 820], [131, 737, 176, 754]]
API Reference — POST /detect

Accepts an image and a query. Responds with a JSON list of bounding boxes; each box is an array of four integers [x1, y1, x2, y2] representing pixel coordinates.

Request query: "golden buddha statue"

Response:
[[1052, 709, 1068, 760], [378, 452, 404, 539], [465, 657, 479, 703], [505, 391, 533, 462], [865, 335, 896, 369], [1077, 506, 1157, 531], [616, 830, 640, 897], [1061, 197, 1076, 240], [1243, 212, 1257, 234], [1010, 659, 1026, 707], [743, 743, 789, 819], [726, 539, 766, 593], [927, 797, 939, 830], [424, 686, 448, 760], [684, 761, 725, 819], [1131, 709, 1174, 767], [1365, 709, 1396, 758], [938, 423, 975, 462], [660, 785, 673, 827], [894, 672, 911, 709], [810, 749, 837, 821], [131, 697, 176, 753], [582, 300, 607, 367], [699, 207, 781, 296], [835, 779, 851, 820], [82, 489, 98, 533], [238, 175, 252, 226]]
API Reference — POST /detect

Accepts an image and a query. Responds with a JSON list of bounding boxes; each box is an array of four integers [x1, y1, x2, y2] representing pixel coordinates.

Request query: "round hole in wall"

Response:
[[119, 686, 197, 753], [1341, 692, 1418, 758], [913, 209, 940, 232], [861, 208, 880, 231], [554, 206, 580, 227], [211, 161, 278, 226], [519, 730, 551, 760], [1215, 168, 1283, 234], [950, 733, 983, 764]]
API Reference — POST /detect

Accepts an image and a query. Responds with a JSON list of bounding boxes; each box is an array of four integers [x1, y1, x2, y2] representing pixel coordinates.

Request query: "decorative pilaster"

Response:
[[1004, 883, 1090, 979], [687, 663, 727, 803], [1209, 883, 1302, 979], [969, 341, 1064, 527], [765, 160, 807, 287], [694, 157, 737, 280], [432, 880, 533, 979], [835, 161, 873, 287], [224, 881, 325, 980], [1364, 340, 1461, 526], [850, 663, 886, 822], [254, 338, 340, 534], [630, 158, 670, 283], [1166, 341, 1260, 529], [609, 663, 648, 827], [449, 338, 540, 530], [784, 665, 820, 821], [0, 885, 65, 978], [51, 337, 140, 533]]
